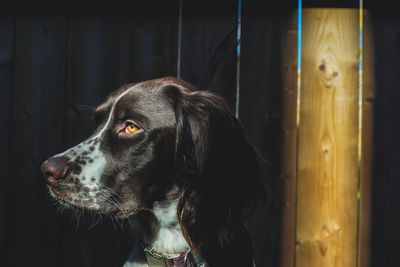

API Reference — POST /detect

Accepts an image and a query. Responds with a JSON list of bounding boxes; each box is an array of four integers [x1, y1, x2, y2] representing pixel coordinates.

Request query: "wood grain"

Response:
[[296, 9, 359, 267]]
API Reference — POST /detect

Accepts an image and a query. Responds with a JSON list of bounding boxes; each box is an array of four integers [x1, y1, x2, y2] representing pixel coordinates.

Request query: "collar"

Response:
[[141, 242, 206, 267], [143, 244, 185, 260]]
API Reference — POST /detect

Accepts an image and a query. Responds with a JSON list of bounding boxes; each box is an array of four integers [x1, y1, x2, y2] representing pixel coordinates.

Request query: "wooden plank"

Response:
[[0, 17, 15, 263], [5, 17, 68, 267], [238, 2, 295, 266], [358, 10, 374, 267], [369, 10, 400, 267], [117, 8, 179, 84], [296, 9, 359, 267], [280, 10, 298, 267], [180, 0, 237, 110]]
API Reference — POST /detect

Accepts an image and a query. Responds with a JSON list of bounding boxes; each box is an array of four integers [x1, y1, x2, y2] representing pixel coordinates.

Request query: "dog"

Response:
[[41, 77, 266, 267]]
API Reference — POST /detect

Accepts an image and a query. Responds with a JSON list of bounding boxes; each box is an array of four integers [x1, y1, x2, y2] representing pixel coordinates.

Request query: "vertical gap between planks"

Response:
[[235, 0, 242, 118], [356, 1, 364, 267], [177, 0, 183, 78], [294, 0, 302, 266]]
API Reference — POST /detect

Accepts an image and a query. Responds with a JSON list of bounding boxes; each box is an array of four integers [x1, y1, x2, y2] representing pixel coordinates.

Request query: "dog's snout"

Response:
[[41, 157, 69, 186]]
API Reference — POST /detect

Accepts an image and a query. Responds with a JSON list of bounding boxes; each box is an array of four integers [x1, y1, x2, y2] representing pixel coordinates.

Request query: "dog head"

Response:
[[41, 77, 266, 254]]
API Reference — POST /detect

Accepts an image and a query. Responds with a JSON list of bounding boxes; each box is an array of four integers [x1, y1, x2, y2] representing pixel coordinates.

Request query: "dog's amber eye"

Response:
[[125, 123, 139, 134]]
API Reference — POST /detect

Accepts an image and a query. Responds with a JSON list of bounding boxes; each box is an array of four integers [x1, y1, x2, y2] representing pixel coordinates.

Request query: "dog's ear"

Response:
[[165, 83, 267, 263]]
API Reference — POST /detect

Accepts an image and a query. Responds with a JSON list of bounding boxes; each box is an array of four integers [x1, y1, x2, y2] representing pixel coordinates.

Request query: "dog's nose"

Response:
[[40, 157, 69, 186]]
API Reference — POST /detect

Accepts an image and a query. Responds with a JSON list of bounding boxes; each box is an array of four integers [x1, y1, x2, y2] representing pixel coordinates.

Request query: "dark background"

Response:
[[1, 1, 399, 266]]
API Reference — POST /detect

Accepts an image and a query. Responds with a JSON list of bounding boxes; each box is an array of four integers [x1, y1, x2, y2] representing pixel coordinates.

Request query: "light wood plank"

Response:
[[296, 9, 359, 267]]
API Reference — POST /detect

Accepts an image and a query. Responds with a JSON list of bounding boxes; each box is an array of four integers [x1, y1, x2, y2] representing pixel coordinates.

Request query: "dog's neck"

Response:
[[151, 200, 189, 254], [133, 199, 189, 255]]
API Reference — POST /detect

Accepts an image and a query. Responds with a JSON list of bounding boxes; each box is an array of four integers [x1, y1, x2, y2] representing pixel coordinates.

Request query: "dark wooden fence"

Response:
[[0, 1, 399, 267]]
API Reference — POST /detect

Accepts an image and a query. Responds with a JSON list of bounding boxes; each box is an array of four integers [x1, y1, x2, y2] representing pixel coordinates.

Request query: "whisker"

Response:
[[75, 104, 96, 112], [94, 183, 132, 229]]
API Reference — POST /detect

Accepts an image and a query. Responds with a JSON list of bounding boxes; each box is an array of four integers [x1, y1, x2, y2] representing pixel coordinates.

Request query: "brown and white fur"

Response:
[[41, 77, 266, 266]]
